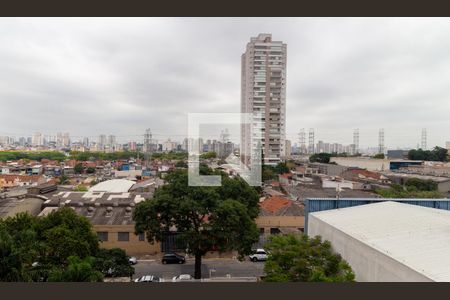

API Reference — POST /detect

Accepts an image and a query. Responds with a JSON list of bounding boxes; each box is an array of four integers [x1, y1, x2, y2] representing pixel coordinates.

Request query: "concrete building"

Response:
[[57, 132, 70, 148], [387, 150, 409, 159], [39, 191, 159, 256], [0, 175, 46, 191], [0, 196, 44, 219], [257, 196, 304, 232], [383, 172, 450, 193], [304, 197, 450, 234], [285, 139, 292, 158], [254, 196, 304, 247], [308, 201, 450, 282], [32, 132, 44, 147], [330, 157, 391, 171], [162, 139, 177, 152], [330, 157, 422, 171], [98, 134, 107, 151], [309, 162, 348, 176], [89, 179, 136, 193], [241, 33, 287, 166]]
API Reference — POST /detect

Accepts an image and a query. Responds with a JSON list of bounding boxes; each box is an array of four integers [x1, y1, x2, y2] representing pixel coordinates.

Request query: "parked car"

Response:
[[172, 274, 193, 282], [134, 275, 161, 282], [129, 256, 137, 265], [31, 261, 41, 267], [162, 253, 186, 264], [249, 248, 268, 262]]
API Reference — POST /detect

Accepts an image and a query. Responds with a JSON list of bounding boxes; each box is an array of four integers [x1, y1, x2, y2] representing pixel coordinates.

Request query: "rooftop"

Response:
[[259, 196, 304, 216], [41, 191, 153, 225], [384, 172, 450, 182], [0, 197, 44, 218], [89, 179, 136, 193], [310, 201, 450, 282]]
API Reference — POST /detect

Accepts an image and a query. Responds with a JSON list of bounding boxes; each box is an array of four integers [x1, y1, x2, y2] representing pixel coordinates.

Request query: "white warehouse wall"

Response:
[[307, 214, 433, 282]]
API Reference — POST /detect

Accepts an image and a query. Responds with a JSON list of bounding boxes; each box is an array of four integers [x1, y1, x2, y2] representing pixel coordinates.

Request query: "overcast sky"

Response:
[[0, 17, 449, 149]]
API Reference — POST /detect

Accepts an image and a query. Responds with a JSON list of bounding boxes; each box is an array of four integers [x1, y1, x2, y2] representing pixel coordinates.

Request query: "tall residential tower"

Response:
[[240, 33, 287, 166]]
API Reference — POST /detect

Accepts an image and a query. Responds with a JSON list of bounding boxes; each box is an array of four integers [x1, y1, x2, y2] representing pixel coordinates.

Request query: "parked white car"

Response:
[[172, 274, 194, 282], [134, 275, 161, 282], [249, 249, 268, 262], [129, 256, 138, 265]]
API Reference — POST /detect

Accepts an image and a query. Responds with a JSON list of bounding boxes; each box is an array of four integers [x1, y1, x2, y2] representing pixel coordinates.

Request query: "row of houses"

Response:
[[1, 178, 304, 256]]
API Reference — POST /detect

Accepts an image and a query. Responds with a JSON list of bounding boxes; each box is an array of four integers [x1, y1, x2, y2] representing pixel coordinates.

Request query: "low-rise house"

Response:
[[321, 177, 356, 190], [341, 168, 390, 185], [0, 174, 46, 191], [256, 196, 305, 235], [309, 162, 348, 176], [278, 173, 292, 186]]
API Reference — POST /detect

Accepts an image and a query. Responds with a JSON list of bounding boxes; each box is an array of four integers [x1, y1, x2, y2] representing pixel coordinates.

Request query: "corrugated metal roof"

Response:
[[89, 179, 135, 193], [310, 201, 450, 282]]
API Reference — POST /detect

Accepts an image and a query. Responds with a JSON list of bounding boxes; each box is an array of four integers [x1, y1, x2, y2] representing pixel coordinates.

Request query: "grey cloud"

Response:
[[0, 18, 449, 148]]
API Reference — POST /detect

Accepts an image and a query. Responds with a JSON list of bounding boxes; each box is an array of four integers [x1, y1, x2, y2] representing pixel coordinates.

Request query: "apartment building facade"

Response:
[[241, 33, 287, 166]]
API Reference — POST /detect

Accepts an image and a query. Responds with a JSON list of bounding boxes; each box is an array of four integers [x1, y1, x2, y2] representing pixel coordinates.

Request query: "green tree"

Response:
[[274, 162, 290, 174], [133, 169, 260, 279], [175, 161, 188, 168], [0, 228, 28, 281], [58, 174, 69, 185], [408, 146, 449, 162], [0, 208, 102, 282], [86, 167, 96, 174], [373, 153, 385, 159], [74, 185, 88, 192], [309, 153, 332, 164], [375, 183, 442, 199], [48, 256, 103, 282], [405, 178, 438, 192], [200, 151, 217, 159], [74, 163, 84, 174], [93, 248, 134, 278], [262, 165, 276, 181], [36, 208, 99, 266], [263, 234, 355, 282]]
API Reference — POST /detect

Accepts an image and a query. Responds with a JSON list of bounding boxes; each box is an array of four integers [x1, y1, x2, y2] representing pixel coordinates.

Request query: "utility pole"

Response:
[[299, 128, 306, 154], [353, 128, 359, 155], [421, 128, 427, 150], [378, 128, 384, 154], [143, 128, 152, 171], [308, 128, 315, 154]]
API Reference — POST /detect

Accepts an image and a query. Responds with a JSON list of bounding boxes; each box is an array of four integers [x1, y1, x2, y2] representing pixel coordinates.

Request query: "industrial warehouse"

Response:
[[308, 201, 450, 282]]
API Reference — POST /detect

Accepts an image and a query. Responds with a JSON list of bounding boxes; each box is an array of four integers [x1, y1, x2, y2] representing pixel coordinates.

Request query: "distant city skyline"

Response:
[[0, 18, 449, 149]]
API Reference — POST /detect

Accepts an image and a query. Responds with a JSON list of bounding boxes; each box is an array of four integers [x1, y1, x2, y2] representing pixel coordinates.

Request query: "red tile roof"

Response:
[[279, 173, 292, 179], [0, 174, 44, 183], [347, 169, 382, 180], [259, 196, 292, 214]]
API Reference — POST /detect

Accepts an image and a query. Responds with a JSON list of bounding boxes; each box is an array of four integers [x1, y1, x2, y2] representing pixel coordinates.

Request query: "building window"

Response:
[[97, 232, 108, 242], [138, 233, 145, 241], [270, 228, 281, 235], [259, 228, 265, 234], [118, 232, 129, 242]]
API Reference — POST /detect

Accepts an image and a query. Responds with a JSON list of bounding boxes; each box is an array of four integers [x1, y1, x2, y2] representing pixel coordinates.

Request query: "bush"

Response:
[[263, 234, 355, 282]]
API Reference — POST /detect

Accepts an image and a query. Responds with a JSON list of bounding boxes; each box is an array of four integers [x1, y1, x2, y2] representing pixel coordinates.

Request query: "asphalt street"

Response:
[[133, 258, 265, 281]]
